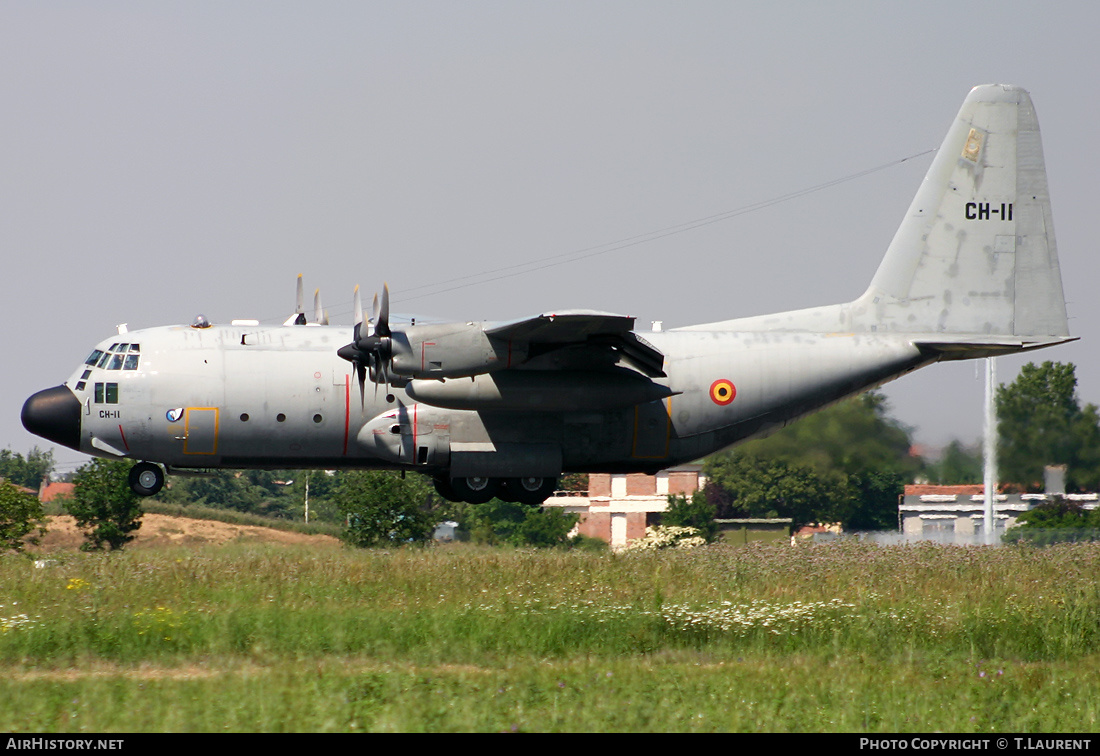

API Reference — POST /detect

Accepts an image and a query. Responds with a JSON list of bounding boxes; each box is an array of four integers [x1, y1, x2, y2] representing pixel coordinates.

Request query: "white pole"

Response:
[[305, 472, 310, 524], [983, 357, 997, 544]]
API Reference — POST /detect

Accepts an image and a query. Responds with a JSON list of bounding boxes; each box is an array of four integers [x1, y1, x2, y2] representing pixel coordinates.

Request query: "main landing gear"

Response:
[[128, 462, 165, 497], [434, 475, 559, 506]]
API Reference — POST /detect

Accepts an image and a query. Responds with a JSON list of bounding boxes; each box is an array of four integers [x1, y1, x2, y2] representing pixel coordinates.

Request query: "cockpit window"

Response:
[[91, 343, 141, 371]]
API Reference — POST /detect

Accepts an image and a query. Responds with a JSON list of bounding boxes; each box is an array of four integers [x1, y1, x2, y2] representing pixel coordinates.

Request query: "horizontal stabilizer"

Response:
[[913, 335, 1078, 361]]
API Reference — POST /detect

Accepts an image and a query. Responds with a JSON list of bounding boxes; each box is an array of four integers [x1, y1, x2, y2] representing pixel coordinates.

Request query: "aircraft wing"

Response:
[[486, 310, 633, 342], [486, 310, 666, 377]]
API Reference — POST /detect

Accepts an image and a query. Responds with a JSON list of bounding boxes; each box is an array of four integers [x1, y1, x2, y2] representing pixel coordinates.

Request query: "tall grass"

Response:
[[3, 540, 1100, 731]]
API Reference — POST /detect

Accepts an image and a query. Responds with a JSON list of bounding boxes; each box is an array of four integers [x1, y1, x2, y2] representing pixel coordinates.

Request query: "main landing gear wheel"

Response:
[[503, 476, 558, 506], [433, 476, 458, 502], [128, 462, 164, 497], [450, 476, 499, 504]]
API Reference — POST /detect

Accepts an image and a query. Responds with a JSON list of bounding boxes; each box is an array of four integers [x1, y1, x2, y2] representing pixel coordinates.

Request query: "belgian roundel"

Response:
[[710, 379, 736, 406]]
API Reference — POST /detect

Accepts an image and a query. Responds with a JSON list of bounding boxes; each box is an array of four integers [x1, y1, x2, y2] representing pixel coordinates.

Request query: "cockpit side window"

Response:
[[85, 350, 104, 366], [93, 382, 119, 404]]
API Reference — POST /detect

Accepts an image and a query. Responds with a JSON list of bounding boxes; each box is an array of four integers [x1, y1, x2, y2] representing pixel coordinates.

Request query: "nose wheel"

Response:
[[128, 462, 165, 497]]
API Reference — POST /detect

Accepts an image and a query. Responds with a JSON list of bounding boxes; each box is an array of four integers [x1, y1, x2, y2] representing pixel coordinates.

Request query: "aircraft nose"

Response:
[[21, 385, 82, 451]]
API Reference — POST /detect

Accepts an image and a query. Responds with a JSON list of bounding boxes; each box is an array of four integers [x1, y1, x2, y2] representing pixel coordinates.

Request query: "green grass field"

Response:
[[3, 539, 1099, 732]]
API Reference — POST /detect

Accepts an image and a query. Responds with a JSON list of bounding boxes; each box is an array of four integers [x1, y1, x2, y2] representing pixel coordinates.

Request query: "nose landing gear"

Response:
[[128, 462, 165, 497]]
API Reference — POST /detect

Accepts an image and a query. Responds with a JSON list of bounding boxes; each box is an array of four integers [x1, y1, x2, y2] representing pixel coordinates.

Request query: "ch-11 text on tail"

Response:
[[23, 85, 1073, 505]]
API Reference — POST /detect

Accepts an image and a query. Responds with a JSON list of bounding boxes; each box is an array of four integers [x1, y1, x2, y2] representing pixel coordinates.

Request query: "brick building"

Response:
[[544, 466, 705, 548]]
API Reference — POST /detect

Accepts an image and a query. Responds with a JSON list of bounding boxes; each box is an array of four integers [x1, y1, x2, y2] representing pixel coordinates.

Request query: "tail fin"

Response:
[[859, 84, 1069, 340]]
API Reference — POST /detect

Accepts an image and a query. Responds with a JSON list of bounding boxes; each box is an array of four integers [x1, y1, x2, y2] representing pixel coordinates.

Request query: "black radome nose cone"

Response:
[[21, 385, 82, 451]]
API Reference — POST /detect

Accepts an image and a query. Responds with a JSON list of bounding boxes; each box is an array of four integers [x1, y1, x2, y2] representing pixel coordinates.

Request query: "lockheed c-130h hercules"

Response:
[[22, 85, 1073, 505]]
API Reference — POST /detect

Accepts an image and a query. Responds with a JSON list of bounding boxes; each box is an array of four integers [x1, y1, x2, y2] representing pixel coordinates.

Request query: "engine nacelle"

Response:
[[357, 403, 452, 467], [388, 322, 528, 379]]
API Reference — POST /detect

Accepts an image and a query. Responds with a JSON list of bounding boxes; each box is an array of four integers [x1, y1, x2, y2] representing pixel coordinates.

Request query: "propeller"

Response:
[[338, 284, 394, 407]]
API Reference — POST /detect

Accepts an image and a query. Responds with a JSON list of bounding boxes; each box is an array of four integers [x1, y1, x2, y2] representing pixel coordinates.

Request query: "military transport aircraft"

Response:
[[22, 85, 1072, 505]]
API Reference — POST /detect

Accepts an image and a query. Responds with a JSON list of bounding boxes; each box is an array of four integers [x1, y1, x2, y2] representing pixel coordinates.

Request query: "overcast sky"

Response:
[[3, 1, 1098, 474]]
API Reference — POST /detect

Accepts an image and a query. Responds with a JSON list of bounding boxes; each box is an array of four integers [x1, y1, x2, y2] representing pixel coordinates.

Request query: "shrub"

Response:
[[0, 480, 46, 552], [67, 459, 143, 551]]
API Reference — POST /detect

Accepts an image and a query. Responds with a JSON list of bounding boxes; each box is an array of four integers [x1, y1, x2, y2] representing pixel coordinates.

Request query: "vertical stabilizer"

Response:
[[860, 84, 1068, 339]]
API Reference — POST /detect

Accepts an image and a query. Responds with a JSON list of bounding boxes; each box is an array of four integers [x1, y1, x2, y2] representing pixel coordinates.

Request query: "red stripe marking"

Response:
[[118, 425, 129, 452], [343, 374, 350, 455]]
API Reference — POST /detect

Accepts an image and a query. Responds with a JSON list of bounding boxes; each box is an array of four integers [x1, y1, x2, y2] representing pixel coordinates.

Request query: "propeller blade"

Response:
[[313, 289, 328, 325], [284, 274, 308, 325], [353, 285, 363, 342], [377, 283, 391, 337]]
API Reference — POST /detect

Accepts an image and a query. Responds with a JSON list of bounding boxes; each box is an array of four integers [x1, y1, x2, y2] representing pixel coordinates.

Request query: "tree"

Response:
[[737, 392, 921, 481], [67, 459, 143, 551], [335, 471, 441, 547], [997, 362, 1100, 491], [704, 453, 842, 530], [924, 440, 984, 485], [464, 499, 579, 548], [703, 392, 920, 530], [0, 447, 54, 490], [846, 469, 904, 531], [0, 480, 47, 553], [664, 491, 718, 542], [1002, 498, 1100, 546]]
